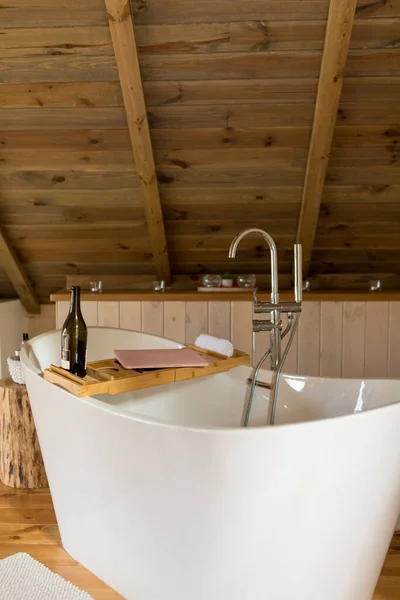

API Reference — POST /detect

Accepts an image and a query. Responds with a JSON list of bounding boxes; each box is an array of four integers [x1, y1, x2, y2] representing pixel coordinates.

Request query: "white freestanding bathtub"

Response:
[[22, 328, 400, 600]]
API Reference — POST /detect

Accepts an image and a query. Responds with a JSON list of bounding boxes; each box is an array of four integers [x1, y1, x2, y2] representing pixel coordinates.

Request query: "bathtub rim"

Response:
[[21, 326, 400, 434]]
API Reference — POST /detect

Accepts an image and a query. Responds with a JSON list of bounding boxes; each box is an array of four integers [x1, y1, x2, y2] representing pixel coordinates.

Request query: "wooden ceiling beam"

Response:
[[296, 0, 358, 275], [105, 0, 171, 284], [0, 230, 40, 313]]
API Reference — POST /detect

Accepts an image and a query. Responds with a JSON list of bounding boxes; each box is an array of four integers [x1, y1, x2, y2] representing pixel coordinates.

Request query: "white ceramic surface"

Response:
[[22, 328, 400, 600]]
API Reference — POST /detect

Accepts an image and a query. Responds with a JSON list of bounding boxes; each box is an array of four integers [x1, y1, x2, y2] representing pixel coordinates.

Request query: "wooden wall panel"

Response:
[[2, 76, 398, 109], [0, 300, 26, 378], [97, 301, 119, 327], [45, 299, 400, 380], [297, 302, 321, 377], [80, 301, 98, 327], [0, 150, 136, 172], [24, 304, 56, 338], [320, 302, 343, 377], [148, 102, 400, 130], [208, 301, 231, 340], [388, 302, 400, 378], [342, 302, 366, 378], [119, 301, 141, 331], [1, 56, 117, 84], [134, 20, 400, 53], [0, 171, 139, 191], [0, 109, 127, 131], [131, 0, 331, 24], [164, 301, 186, 343], [141, 301, 164, 336], [138, 50, 400, 81], [283, 313, 299, 375], [4, 125, 399, 154], [185, 302, 208, 344], [365, 302, 389, 378], [1, 0, 108, 28], [56, 301, 70, 329], [147, 104, 315, 129], [0, 82, 123, 109], [0, 26, 111, 49], [139, 52, 323, 81], [231, 301, 253, 358], [131, 0, 400, 24], [2, 20, 396, 54]]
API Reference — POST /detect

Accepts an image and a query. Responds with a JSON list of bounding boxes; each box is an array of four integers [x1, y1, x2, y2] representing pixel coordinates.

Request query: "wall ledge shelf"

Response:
[[50, 290, 400, 303]]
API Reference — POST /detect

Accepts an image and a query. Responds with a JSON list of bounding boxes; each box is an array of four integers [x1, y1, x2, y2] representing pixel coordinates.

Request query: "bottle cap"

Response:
[[15, 350, 21, 357], [22, 333, 29, 341]]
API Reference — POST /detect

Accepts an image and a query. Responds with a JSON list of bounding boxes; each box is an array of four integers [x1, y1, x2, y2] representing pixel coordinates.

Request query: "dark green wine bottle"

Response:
[[61, 286, 87, 377]]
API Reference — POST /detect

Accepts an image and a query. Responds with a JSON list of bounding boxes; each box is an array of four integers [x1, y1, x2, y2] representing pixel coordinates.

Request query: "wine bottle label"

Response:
[[61, 348, 70, 370]]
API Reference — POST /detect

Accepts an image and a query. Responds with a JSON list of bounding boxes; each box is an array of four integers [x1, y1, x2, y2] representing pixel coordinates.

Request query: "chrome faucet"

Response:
[[228, 228, 303, 426], [228, 228, 279, 304]]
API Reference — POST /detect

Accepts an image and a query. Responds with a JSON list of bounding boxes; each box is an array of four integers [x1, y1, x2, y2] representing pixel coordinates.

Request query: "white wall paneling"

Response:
[[297, 301, 321, 377], [186, 302, 208, 345], [42, 300, 400, 379], [342, 302, 366, 379], [56, 301, 70, 329], [388, 302, 400, 378], [365, 302, 389, 378], [142, 302, 164, 336], [0, 300, 25, 378], [164, 302, 186, 344], [81, 301, 98, 327], [119, 301, 141, 332], [208, 301, 230, 341], [98, 302, 120, 328], [24, 304, 56, 339], [231, 301, 253, 358], [320, 302, 343, 378]]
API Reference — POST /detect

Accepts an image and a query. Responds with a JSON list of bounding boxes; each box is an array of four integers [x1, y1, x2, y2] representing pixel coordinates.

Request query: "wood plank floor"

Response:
[[0, 483, 398, 599]]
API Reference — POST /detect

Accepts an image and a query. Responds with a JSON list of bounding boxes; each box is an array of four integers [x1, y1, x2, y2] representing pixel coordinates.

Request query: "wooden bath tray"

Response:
[[43, 345, 250, 398]]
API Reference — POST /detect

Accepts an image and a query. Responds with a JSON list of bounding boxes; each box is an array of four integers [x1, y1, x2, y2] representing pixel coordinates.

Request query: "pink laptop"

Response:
[[113, 348, 210, 370]]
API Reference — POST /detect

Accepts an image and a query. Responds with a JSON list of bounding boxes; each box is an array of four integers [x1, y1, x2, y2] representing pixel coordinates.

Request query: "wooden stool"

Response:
[[0, 378, 48, 489]]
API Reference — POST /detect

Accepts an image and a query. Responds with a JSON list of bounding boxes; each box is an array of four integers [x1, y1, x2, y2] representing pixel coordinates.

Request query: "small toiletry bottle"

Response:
[[9, 350, 21, 363], [21, 333, 29, 346]]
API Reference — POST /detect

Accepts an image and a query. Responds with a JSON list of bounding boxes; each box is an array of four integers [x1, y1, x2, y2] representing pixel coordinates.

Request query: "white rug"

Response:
[[0, 553, 94, 599]]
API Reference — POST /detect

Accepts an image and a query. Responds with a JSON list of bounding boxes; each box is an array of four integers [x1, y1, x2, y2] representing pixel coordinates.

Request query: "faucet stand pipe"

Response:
[[242, 314, 293, 427], [229, 230, 302, 426], [267, 312, 300, 426]]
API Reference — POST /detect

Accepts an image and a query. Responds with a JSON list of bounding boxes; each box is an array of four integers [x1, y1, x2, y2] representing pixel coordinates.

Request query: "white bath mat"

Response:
[[0, 553, 94, 599]]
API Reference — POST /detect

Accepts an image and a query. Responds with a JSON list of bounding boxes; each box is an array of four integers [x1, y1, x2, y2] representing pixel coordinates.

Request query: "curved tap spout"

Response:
[[228, 228, 279, 304]]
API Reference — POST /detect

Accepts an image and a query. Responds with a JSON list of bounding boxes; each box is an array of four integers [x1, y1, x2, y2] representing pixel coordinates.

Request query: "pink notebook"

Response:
[[113, 348, 210, 369]]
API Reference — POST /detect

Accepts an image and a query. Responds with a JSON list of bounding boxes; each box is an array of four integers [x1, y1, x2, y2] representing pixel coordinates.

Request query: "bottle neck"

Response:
[[70, 287, 81, 317]]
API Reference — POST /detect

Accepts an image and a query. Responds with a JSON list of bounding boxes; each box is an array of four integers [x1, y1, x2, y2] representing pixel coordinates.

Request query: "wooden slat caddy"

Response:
[[43, 345, 249, 398]]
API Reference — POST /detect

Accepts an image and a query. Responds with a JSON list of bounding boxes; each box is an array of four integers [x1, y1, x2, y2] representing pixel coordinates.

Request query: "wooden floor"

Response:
[[0, 483, 398, 600]]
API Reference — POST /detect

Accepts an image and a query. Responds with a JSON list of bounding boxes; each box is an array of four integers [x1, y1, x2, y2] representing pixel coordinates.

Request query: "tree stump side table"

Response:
[[0, 377, 48, 488]]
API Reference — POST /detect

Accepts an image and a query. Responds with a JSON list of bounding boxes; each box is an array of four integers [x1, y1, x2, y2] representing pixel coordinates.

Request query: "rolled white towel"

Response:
[[194, 334, 234, 358]]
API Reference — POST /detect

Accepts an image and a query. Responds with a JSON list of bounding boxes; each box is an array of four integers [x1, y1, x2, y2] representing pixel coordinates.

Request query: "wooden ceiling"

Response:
[[1, 0, 400, 306]]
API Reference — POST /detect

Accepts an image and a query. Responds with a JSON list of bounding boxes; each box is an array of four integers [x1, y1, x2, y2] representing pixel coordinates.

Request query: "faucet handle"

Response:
[[253, 289, 258, 306], [294, 243, 302, 304]]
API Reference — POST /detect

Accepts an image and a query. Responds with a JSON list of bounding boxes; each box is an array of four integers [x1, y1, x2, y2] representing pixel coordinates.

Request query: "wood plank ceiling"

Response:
[[297, 0, 358, 276], [0, 0, 400, 301]]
